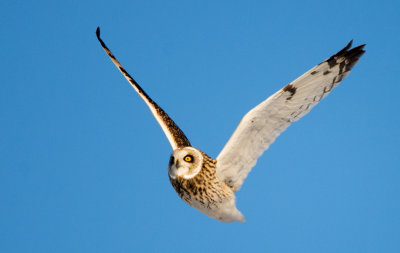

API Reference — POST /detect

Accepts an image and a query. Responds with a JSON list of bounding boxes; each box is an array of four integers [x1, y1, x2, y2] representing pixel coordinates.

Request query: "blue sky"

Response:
[[1, 0, 399, 252]]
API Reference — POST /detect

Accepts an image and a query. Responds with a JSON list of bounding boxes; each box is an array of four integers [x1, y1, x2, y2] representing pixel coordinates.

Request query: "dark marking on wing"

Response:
[[283, 84, 297, 100], [339, 61, 345, 75], [326, 40, 365, 73], [327, 57, 337, 68], [313, 95, 322, 102], [311, 71, 318, 75], [327, 40, 352, 68], [323, 70, 331, 75], [119, 66, 128, 76]]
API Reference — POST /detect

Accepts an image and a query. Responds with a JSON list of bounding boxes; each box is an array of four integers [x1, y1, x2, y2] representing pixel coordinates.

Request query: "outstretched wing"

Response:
[[216, 41, 365, 192], [96, 27, 191, 150]]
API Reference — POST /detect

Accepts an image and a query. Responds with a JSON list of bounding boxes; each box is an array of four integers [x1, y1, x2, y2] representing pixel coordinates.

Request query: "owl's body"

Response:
[[96, 27, 365, 222], [169, 147, 244, 222]]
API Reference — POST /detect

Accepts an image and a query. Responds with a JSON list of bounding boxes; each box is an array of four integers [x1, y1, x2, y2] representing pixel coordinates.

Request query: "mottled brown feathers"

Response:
[[170, 152, 229, 209]]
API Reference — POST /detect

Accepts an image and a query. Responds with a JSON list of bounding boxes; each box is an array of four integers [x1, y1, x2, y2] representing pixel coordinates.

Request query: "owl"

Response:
[[96, 27, 365, 222]]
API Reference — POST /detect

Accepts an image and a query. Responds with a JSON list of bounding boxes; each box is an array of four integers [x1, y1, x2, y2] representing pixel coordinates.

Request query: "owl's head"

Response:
[[168, 147, 203, 179]]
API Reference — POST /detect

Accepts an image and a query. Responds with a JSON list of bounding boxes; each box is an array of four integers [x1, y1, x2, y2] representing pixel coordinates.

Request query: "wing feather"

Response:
[[216, 41, 365, 191], [96, 27, 191, 149]]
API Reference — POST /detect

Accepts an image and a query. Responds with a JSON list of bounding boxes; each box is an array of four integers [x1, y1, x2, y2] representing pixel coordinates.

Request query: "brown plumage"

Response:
[[168, 147, 244, 222], [170, 152, 225, 207]]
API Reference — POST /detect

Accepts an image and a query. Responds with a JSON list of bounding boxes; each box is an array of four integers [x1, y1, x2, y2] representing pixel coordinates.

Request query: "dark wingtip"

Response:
[[353, 43, 366, 52], [96, 27, 101, 38], [341, 41, 366, 58], [326, 40, 366, 69], [339, 42, 366, 72], [346, 43, 366, 57], [335, 40, 353, 57], [346, 40, 353, 49]]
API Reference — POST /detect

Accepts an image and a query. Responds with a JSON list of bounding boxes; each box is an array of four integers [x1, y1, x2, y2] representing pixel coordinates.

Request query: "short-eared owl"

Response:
[[96, 27, 365, 222]]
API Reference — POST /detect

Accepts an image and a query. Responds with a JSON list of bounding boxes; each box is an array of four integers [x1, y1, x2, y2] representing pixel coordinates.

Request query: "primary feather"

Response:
[[217, 41, 365, 192]]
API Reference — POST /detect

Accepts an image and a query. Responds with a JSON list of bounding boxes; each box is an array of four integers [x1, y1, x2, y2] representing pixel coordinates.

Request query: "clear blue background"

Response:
[[1, 0, 399, 252]]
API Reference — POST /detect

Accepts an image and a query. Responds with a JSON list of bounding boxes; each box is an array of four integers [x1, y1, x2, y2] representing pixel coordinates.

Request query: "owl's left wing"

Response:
[[216, 41, 365, 192]]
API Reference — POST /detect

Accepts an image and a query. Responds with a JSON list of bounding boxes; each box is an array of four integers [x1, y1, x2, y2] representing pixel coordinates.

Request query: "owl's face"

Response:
[[168, 147, 203, 179]]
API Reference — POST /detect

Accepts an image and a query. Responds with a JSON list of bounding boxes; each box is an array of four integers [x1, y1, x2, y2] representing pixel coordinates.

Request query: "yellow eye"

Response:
[[184, 155, 193, 162]]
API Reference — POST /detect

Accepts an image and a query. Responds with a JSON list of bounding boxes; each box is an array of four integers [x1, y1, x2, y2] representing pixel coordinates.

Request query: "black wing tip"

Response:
[[351, 43, 366, 54], [344, 43, 366, 63], [96, 27, 101, 39], [333, 40, 353, 57], [327, 40, 366, 68], [345, 39, 353, 49], [95, 26, 107, 49], [340, 40, 366, 57], [337, 40, 366, 57]]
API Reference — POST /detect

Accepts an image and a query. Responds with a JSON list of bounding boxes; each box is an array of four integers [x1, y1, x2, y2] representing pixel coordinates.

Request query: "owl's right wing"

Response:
[[216, 41, 365, 192], [96, 27, 191, 150]]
